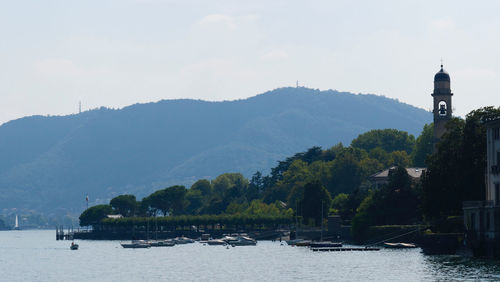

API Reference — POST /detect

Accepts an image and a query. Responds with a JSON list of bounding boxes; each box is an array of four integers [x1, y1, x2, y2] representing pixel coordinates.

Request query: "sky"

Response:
[[1, 0, 500, 125]]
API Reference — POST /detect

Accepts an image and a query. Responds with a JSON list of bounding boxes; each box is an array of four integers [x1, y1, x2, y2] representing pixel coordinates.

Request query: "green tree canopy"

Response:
[[110, 194, 137, 217], [411, 123, 434, 167], [190, 179, 212, 196], [351, 129, 416, 154], [332, 193, 350, 218], [79, 204, 113, 226], [164, 185, 188, 215], [326, 149, 364, 196], [301, 180, 332, 226], [143, 185, 187, 216], [351, 166, 420, 241], [422, 107, 500, 220]]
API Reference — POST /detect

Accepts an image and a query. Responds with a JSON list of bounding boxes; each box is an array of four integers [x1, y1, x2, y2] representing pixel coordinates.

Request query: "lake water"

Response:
[[1, 230, 500, 281]]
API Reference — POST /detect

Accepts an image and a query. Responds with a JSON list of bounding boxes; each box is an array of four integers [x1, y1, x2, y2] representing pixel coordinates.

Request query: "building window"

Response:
[[494, 128, 500, 140], [471, 213, 475, 231], [497, 184, 500, 204], [497, 152, 500, 166]]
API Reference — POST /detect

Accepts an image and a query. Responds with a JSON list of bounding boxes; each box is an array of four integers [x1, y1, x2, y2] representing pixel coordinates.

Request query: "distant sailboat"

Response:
[[13, 215, 20, 230]]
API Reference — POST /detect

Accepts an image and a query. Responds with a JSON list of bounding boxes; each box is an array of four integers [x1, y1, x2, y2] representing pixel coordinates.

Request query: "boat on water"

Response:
[[383, 242, 417, 249], [309, 242, 343, 248], [120, 240, 151, 248], [207, 239, 227, 246], [227, 236, 257, 246], [295, 240, 312, 247], [70, 242, 79, 250], [149, 240, 175, 247], [199, 234, 211, 242], [174, 236, 195, 244], [286, 239, 309, 246]]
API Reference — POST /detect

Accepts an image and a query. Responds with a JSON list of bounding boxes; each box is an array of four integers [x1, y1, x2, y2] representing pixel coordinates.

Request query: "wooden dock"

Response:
[[311, 247, 380, 252], [56, 226, 75, 240]]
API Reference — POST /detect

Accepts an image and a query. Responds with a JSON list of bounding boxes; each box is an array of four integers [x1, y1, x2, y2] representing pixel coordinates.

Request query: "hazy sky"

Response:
[[1, 0, 499, 125]]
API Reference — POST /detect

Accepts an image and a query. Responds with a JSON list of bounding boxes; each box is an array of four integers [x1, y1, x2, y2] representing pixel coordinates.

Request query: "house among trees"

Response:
[[463, 117, 500, 256], [369, 167, 426, 189]]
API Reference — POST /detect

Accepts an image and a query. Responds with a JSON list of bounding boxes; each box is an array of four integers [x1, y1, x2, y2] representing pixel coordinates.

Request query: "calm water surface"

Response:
[[1, 230, 500, 281]]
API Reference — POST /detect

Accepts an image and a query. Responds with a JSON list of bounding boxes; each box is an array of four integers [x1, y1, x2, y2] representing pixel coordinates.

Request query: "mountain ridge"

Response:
[[0, 87, 431, 214]]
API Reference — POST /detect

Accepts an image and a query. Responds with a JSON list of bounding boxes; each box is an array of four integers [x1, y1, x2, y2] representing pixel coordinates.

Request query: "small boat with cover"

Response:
[[121, 240, 151, 248], [383, 242, 417, 249]]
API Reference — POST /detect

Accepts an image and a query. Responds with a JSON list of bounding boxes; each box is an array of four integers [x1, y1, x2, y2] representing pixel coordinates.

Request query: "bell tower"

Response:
[[432, 64, 453, 144]]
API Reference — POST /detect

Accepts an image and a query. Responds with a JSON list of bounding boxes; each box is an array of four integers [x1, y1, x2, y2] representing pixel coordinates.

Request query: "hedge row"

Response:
[[99, 214, 293, 229]]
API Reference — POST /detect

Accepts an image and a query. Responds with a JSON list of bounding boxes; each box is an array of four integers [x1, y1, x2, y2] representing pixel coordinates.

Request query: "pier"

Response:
[[56, 226, 78, 240], [311, 247, 380, 252]]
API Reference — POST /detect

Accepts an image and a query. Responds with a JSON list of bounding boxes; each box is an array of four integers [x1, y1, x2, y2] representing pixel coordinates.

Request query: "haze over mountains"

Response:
[[0, 87, 431, 215]]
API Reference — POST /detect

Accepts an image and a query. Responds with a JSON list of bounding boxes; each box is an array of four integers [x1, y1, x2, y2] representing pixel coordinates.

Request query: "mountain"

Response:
[[0, 87, 431, 215]]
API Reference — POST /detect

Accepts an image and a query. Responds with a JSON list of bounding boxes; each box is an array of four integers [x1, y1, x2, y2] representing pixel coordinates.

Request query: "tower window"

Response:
[[494, 128, 500, 140], [438, 101, 447, 116]]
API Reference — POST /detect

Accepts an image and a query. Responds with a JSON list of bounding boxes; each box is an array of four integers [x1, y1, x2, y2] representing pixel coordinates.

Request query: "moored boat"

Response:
[[207, 239, 227, 246], [121, 240, 151, 248], [174, 236, 195, 244], [309, 242, 342, 248], [149, 240, 175, 247], [383, 242, 417, 249], [228, 236, 257, 246], [295, 240, 312, 247]]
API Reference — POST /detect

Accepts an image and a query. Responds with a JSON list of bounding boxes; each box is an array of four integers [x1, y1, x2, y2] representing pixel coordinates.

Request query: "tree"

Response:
[[247, 171, 264, 201], [389, 151, 410, 167], [327, 150, 364, 196], [301, 180, 332, 226], [263, 159, 313, 205], [79, 204, 113, 226], [143, 185, 187, 216], [422, 107, 500, 220], [185, 189, 203, 215], [266, 146, 334, 189], [351, 129, 416, 154], [368, 147, 391, 167], [351, 166, 420, 241], [110, 194, 137, 217], [164, 185, 188, 215], [411, 123, 434, 167], [143, 190, 170, 216], [332, 193, 350, 219], [191, 179, 212, 197], [422, 118, 465, 220]]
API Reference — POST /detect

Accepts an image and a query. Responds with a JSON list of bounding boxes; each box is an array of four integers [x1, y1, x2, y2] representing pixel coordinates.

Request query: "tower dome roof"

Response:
[[434, 65, 450, 82]]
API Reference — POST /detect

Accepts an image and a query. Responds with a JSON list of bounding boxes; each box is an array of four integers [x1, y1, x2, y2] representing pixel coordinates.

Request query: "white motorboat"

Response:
[[174, 236, 195, 244], [149, 240, 175, 247], [120, 240, 151, 248], [207, 239, 227, 246], [228, 236, 257, 246], [383, 242, 417, 249]]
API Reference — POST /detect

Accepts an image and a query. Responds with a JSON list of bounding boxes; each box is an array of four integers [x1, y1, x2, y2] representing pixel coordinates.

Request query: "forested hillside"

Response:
[[0, 87, 431, 215]]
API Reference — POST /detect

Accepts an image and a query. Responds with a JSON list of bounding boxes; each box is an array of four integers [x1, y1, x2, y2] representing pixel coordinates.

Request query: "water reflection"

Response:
[[423, 255, 500, 280], [2, 230, 500, 281]]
